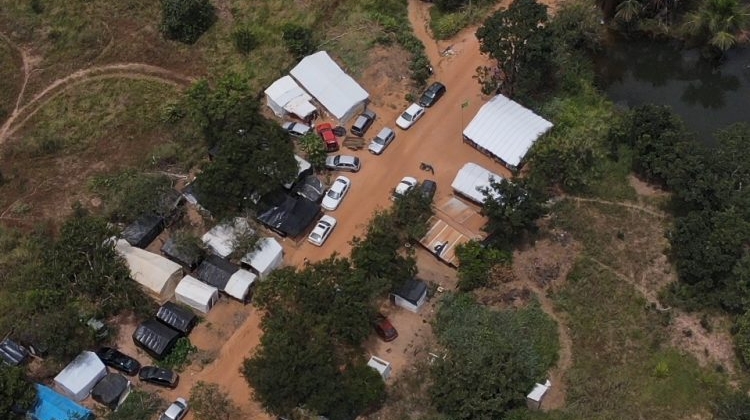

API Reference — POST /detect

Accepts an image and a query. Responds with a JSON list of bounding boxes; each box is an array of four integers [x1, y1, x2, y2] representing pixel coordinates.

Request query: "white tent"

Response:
[[225, 269, 257, 302], [202, 218, 252, 258], [241, 237, 284, 279], [115, 239, 183, 301], [367, 356, 392, 381], [290, 51, 369, 123], [526, 379, 552, 410], [264, 75, 317, 119], [175, 275, 219, 314], [463, 94, 553, 169], [53, 351, 107, 401], [451, 163, 503, 205]]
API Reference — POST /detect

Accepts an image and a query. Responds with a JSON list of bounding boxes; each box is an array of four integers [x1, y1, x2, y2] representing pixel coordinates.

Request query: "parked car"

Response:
[[316, 123, 339, 152], [325, 154, 361, 172], [350, 110, 376, 137], [307, 215, 337, 246], [96, 347, 140, 376], [368, 127, 396, 155], [420, 179, 437, 200], [392, 176, 418, 199], [292, 175, 326, 203], [281, 121, 312, 138], [396, 103, 425, 130], [372, 314, 398, 342], [160, 398, 189, 420], [322, 176, 351, 211], [139, 366, 179, 389], [418, 82, 446, 108]]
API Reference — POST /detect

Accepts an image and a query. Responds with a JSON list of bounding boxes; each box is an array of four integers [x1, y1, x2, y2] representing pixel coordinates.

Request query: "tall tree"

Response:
[[683, 0, 750, 55], [481, 178, 547, 248], [475, 0, 553, 97]]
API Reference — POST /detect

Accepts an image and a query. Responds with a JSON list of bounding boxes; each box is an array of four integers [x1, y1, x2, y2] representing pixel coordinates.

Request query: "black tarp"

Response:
[[194, 255, 238, 291], [122, 214, 165, 249], [292, 175, 325, 203], [256, 191, 320, 237], [132, 319, 180, 360], [91, 373, 129, 410], [161, 236, 204, 270], [0, 338, 28, 366], [394, 278, 428, 305], [155, 302, 197, 335]]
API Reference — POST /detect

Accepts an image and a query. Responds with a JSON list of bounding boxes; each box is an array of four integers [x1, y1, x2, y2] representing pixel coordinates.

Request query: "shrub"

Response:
[[281, 23, 316, 60], [232, 27, 259, 54], [189, 381, 241, 420], [157, 337, 197, 371], [160, 0, 216, 44]]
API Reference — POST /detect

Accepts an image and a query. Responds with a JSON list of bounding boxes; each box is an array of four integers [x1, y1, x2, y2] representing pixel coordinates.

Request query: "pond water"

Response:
[[594, 35, 750, 144]]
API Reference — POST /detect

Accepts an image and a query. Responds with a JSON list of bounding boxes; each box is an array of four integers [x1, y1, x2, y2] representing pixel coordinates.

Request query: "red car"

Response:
[[372, 314, 398, 342], [316, 123, 339, 152]]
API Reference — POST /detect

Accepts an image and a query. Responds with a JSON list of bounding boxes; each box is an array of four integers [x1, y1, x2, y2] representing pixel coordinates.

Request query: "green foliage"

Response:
[[683, 0, 750, 53], [160, 0, 216, 44], [157, 337, 197, 371], [455, 241, 511, 291], [734, 310, 750, 367], [0, 365, 36, 417], [435, 0, 467, 12], [299, 132, 327, 172], [714, 392, 750, 420], [169, 229, 207, 265], [189, 381, 241, 420], [475, 0, 553, 97], [232, 27, 259, 54], [29, 0, 44, 14], [549, 0, 605, 53], [281, 23, 316, 60], [106, 389, 163, 420], [430, 294, 559, 419], [89, 170, 175, 223], [481, 178, 547, 248], [392, 188, 434, 242]]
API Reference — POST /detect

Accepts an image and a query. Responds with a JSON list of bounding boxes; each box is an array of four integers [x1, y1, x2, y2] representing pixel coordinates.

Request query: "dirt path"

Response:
[[564, 195, 666, 219], [0, 62, 194, 144]]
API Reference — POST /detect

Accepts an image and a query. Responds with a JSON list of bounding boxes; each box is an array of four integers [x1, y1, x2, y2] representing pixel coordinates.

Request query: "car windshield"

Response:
[[327, 190, 341, 199], [400, 112, 413, 121], [310, 232, 321, 240], [374, 136, 385, 144]]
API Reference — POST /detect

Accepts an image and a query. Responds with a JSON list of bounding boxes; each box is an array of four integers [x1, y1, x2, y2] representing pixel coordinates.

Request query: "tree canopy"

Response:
[[481, 178, 547, 248], [455, 240, 512, 291], [160, 0, 216, 44], [0, 366, 35, 418]]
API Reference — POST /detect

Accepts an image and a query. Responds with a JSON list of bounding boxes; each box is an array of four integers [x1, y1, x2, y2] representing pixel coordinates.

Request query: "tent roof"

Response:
[[394, 278, 427, 305], [176, 275, 219, 305], [161, 236, 203, 269], [121, 214, 164, 249], [91, 373, 129, 409], [33, 384, 93, 420], [194, 254, 238, 291], [256, 192, 319, 237], [463, 94, 553, 167], [241, 237, 283, 272], [0, 338, 28, 366], [450, 163, 503, 205], [264, 76, 316, 118], [116, 239, 182, 298], [156, 302, 197, 335], [53, 351, 107, 401], [202, 218, 252, 258], [133, 318, 181, 359], [290, 51, 369, 121], [226, 269, 257, 301]]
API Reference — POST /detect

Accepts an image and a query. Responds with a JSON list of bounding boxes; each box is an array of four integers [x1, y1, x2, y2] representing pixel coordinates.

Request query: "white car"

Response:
[[322, 176, 351, 211], [392, 176, 418, 199], [395, 103, 425, 130], [160, 398, 189, 420], [281, 121, 312, 138], [308, 215, 337, 246], [368, 127, 396, 155]]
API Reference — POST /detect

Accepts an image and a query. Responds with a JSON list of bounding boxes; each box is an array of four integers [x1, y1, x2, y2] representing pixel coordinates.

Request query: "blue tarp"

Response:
[[33, 384, 93, 420]]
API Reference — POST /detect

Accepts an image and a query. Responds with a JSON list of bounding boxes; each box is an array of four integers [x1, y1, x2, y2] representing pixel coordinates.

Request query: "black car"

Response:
[[139, 366, 179, 388], [420, 180, 437, 200], [418, 82, 446, 108], [350, 110, 376, 137], [96, 347, 141, 376]]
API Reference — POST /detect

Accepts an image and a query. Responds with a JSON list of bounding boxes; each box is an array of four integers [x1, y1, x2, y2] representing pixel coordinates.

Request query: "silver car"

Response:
[[368, 127, 396, 155], [325, 155, 361, 172], [281, 121, 312, 138], [160, 398, 189, 420]]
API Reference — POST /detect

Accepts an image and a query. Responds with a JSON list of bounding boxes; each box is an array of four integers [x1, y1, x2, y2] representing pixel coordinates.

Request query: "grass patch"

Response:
[[0, 38, 22, 123], [551, 260, 727, 419], [103, 389, 164, 420], [429, 4, 495, 40]]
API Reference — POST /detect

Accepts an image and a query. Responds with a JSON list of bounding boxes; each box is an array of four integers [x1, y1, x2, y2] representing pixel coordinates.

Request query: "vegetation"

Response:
[[430, 294, 559, 419], [157, 337, 197, 371], [281, 24, 316, 60], [231, 27, 259, 55], [481, 178, 547, 248], [105, 390, 163, 420], [189, 381, 242, 420], [455, 241, 511, 292], [683, 0, 750, 55], [0, 366, 35, 418], [160, 0, 216, 44], [89, 171, 175, 223], [299, 132, 327, 172]]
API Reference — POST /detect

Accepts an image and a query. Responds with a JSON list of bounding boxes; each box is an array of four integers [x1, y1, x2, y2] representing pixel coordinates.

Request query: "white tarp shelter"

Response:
[[290, 51, 369, 123], [175, 275, 219, 314], [115, 239, 182, 301], [225, 269, 257, 302], [463, 94, 553, 169], [241, 237, 284, 279], [53, 351, 107, 401], [264, 75, 317, 119], [526, 379, 552, 410], [367, 356, 392, 381], [451, 163, 503, 205], [202, 218, 252, 258]]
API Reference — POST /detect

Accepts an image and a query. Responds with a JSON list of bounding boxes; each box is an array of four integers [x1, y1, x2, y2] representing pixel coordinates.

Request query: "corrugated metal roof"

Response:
[[463, 95, 553, 167]]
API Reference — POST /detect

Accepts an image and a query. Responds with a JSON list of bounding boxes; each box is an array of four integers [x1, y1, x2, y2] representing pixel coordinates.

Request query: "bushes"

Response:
[[157, 337, 197, 371], [282, 23, 316, 60], [232, 27, 259, 54], [455, 241, 511, 291], [189, 381, 241, 420], [160, 0, 216, 44]]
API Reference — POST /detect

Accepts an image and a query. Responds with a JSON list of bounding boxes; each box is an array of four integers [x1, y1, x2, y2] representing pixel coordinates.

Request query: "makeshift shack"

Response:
[[391, 278, 428, 313], [367, 355, 392, 381], [32, 384, 93, 420], [241, 237, 284, 279], [91, 373, 131, 410], [121, 214, 164, 249], [0, 338, 29, 366], [160, 236, 204, 270], [175, 275, 219, 313], [255, 191, 320, 237], [132, 318, 181, 360], [53, 351, 107, 401], [115, 239, 183, 301], [156, 301, 197, 335]]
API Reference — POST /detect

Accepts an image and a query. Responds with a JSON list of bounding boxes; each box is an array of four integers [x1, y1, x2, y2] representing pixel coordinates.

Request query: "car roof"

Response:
[[319, 215, 336, 225], [332, 176, 350, 189], [164, 401, 185, 417], [405, 103, 422, 114], [336, 155, 357, 164], [376, 127, 394, 138], [427, 82, 445, 92]]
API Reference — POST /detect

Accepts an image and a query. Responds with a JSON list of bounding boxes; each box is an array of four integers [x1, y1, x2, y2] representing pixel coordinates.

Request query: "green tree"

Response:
[[0, 365, 36, 417], [683, 0, 750, 55], [475, 0, 553, 97], [89, 171, 175, 223], [189, 381, 241, 420], [734, 309, 750, 367], [282, 24, 316, 60], [160, 0, 216, 44], [299, 132, 327, 172], [232, 27, 259, 54], [392, 189, 434, 242], [455, 240, 511, 291], [481, 178, 547, 248]]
